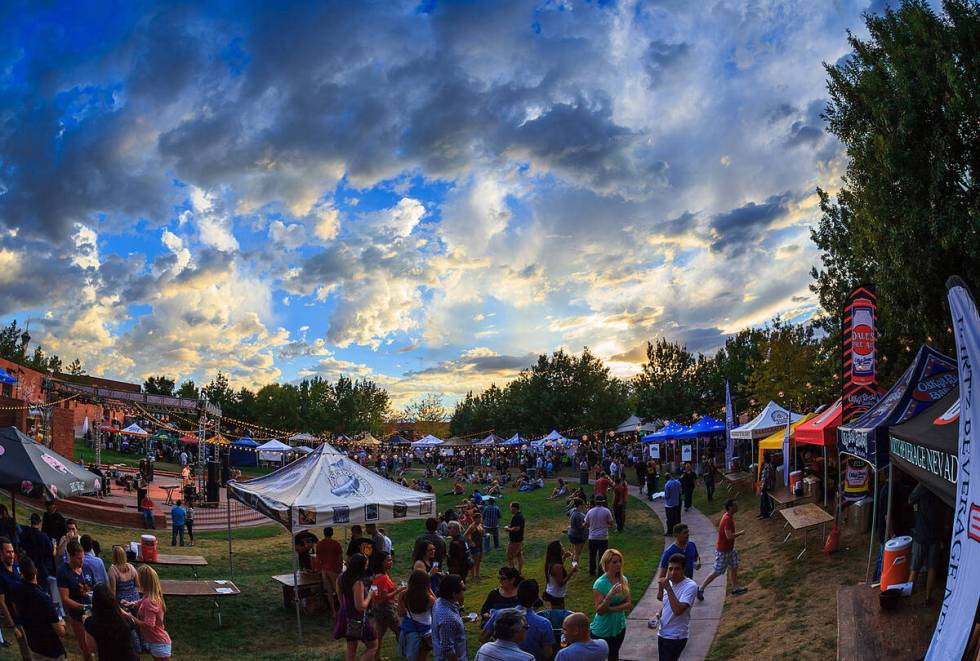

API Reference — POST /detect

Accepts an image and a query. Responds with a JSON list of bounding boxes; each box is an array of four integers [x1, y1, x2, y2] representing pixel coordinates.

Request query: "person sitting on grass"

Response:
[[549, 478, 568, 500]]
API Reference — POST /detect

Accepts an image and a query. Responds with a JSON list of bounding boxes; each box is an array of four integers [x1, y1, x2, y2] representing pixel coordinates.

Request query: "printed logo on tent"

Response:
[[326, 458, 374, 498], [969, 504, 980, 544], [365, 504, 379, 521], [298, 508, 317, 526], [332, 506, 350, 524], [0, 446, 5, 457], [772, 411, 789, 424], [40, 453, 70, 474], [49, 484, 58, 498], [935, 400, 961, 426], [392, 502, 407, 519], [419, 499, 433, 516], [20, 480, 33, 495]]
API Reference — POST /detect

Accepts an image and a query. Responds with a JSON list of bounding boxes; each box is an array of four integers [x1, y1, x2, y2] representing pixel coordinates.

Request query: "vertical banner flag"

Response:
[[725, 381, 735, 471], [782, 408, 791, 487], [842, 284, 879, 424], [927, 277, 980, 660]]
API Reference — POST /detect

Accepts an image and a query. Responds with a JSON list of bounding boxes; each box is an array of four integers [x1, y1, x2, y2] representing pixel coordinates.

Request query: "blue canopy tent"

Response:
[[475, 433, 504, 447], [386, 434, 410, 445], [229, 437, 259, 468], [672, 416, 726, 469], [640, 420, 690, 442], [501, 433, 528, 447], [0, 368, 16, 385]]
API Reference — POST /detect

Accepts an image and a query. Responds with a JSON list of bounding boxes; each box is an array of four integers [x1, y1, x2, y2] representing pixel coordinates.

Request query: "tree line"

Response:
[[143, 372, 390, 437]]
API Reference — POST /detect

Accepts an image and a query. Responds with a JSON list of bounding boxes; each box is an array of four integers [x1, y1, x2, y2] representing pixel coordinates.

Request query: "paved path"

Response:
[[619, 486, 726, 661]]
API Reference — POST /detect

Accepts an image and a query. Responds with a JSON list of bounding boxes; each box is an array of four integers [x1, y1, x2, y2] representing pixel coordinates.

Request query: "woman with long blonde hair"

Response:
[[108, 545, 141, 606], [135, 565, 172, 660], [591, 548, 632, 661]]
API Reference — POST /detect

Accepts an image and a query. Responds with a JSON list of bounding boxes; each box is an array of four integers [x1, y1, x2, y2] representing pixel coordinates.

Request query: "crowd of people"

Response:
[[0, 500, 173, 661]]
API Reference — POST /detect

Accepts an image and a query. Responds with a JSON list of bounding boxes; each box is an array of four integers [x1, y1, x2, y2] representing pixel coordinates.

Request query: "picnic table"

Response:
[[140, 553, 208, 579], [161, 579, 240, 627], [160, 484, 180, 505], [837, 584, 931, 660], [272, 572, 323, 610], [770, 486, 809, 510], [779, 503, 834, 559]]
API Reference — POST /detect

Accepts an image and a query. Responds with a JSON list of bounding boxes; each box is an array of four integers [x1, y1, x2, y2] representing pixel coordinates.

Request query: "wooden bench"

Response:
[[161, 579, 240, 627], [837, 584, 932, 660], [139, 553, 208, 580]]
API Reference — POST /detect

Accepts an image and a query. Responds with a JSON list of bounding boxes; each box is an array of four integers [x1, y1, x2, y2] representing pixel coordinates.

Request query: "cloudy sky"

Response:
[[0, 0, 897, 407]]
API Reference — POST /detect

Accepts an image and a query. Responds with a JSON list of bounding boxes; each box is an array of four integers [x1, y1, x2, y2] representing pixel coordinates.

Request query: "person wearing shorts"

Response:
[[504, 502, 525, 575], [567, 499, 588, 565], [697, 499, 747, 600]]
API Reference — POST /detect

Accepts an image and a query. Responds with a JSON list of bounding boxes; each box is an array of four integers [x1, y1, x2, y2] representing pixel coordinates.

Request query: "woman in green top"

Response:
[[591, 548, 632, 661]]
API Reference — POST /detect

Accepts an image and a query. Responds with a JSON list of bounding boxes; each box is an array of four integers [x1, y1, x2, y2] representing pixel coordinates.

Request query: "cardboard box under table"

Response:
[[272, 572, 324, 611]]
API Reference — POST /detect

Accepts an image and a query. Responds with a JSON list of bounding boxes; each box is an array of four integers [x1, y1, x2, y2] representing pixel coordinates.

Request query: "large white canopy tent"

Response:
[[227, 443, 435, 641], [614, 415, 660, 435], [730, 401, 803, 472], [411, 434, 443, 447]]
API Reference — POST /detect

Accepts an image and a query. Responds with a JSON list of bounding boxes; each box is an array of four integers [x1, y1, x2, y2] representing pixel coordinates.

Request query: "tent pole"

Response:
[[292, 515, 303, 644], [226, 493, 233, 578], [885, 462, 894, 539], [866, 464, 878, 585], [823, 445, 828, 508]]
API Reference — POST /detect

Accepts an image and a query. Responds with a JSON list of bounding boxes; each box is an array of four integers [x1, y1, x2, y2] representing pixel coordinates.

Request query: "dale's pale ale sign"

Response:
[[842, 284, 879, 423]]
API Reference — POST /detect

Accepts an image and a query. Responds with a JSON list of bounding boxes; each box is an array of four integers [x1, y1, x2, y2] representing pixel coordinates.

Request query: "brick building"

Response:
[[0, 358, 141, 459]]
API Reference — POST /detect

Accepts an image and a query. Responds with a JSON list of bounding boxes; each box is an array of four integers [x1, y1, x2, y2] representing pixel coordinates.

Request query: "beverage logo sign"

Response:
[[842, 285, 879, 423], [935, 400, 960, 425]]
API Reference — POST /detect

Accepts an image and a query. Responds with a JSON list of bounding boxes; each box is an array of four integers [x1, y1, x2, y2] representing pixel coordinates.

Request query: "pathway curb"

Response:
[[619, 486, 725, 661]]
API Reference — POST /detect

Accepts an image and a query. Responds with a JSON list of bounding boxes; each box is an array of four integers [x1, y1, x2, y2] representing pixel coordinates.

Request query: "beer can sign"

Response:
[[851, 298, 875, 384]]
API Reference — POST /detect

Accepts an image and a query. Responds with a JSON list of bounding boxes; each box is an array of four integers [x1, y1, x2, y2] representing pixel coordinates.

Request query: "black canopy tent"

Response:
[[0, 426, 101, 519], [888, 386, 959, 508]]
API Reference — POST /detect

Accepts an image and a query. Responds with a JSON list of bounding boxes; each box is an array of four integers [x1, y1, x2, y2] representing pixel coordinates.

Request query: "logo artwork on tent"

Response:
[[326, 458, 374, 498], [41, 453, 71, 474]]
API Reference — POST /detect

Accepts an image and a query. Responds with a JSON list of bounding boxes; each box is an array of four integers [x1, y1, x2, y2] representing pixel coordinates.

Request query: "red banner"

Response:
[[842, 284, 878, 424]]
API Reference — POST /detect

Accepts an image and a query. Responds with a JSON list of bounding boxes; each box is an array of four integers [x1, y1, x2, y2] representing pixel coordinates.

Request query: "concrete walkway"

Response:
[[619, 486, 726, 661]]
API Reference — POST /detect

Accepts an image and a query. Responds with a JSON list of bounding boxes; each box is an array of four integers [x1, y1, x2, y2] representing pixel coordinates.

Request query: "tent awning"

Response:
[[756, 413, 816, 474], [0, 368, 16, 385], [227, 442, 436, 530], [0, 426, 101, 499], [839, 345, 957, 469], [795, 399, 842, 447], [411, 434, 443, 447], [120, 423, 149, 437], [889, 386, 959, 507], [731, 401, 803, 440]]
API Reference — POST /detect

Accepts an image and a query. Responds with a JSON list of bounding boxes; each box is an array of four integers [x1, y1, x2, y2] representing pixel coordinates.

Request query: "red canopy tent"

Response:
[[178, 435, 198, 444], [793, 398, 842, 506]]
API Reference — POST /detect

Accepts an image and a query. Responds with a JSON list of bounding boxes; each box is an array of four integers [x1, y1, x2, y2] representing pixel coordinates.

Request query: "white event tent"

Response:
[[287, 432, 316, 443], [256, 439, 293, 463], [411, 434, 443, 447], [227, 442, 435, 641], [614, 415, 660, 435], [120, 423, 149, 437], [730, 400, 803, 471]]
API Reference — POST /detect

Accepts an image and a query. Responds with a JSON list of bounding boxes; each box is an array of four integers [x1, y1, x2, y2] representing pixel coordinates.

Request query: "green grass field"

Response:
[[3, 475, 662, 660]]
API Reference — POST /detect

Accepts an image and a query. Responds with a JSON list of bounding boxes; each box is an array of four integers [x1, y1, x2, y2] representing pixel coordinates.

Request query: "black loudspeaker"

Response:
[[206, 461, 220, 502], [220, 455, 230, 486]]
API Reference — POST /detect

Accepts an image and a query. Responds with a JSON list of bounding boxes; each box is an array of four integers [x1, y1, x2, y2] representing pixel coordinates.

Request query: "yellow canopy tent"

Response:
[[359, 433, 381, 446], [756, 413, 815, 478]]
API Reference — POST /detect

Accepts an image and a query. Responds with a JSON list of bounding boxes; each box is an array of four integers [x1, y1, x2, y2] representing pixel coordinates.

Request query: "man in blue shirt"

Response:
[[79, 535, 108, 587], [663, 473, 682, 538], [555, 612, 608, 661], [481, 498, 502, 550], [658, 524, 700, 579], [171, 500, 187, 546], [480, 579, 553, 660], [432, 574, 468, 661]]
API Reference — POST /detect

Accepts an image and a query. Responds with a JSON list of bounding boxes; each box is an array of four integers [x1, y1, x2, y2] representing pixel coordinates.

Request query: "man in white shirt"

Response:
[[555, 612, 608, 661], [657, 553, 699, 661], [584, 495, 614, 577]]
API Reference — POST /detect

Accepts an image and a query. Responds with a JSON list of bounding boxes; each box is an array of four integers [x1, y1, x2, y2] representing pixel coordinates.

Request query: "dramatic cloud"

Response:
[[0, 0, 876, 404]]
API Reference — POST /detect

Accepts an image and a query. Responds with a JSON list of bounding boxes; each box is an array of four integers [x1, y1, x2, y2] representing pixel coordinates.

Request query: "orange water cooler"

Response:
[[880, 536, 912, 590], [141, 534, 158, 562], [789, 470, 803, 495]]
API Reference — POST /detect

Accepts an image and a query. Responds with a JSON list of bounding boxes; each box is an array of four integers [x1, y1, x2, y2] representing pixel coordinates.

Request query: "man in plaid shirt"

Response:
[[432, 574, 468, 661]]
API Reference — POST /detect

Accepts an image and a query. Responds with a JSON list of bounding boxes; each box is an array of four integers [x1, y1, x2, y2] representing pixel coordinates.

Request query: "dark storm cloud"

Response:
[[404, 351, 537, 377], [708, 193, 793, 256]]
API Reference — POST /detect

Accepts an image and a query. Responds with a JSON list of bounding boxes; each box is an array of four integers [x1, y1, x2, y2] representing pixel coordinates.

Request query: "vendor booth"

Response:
[[731, 401, 803, 473], [614, 414, 660, 435], [411, 434, 443, 448], [888, 387, 958, 508], [794, 399, 842, 506], [227, 443, 435, 641], [358, 433, 381, 446], [501, 433, 528, 447], [756, 413, 815, 480], [475, 433, 504, 446], [229, 437, 259, 468], [256, 439, 293, 464], [837, 344, 957, 581]]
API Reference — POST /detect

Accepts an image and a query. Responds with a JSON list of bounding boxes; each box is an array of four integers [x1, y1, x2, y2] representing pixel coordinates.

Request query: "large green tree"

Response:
[[812, 0, 979, 379]]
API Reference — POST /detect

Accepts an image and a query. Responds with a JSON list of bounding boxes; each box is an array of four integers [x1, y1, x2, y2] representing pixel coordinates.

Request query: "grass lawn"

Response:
[[3, 476, 662, 660]]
